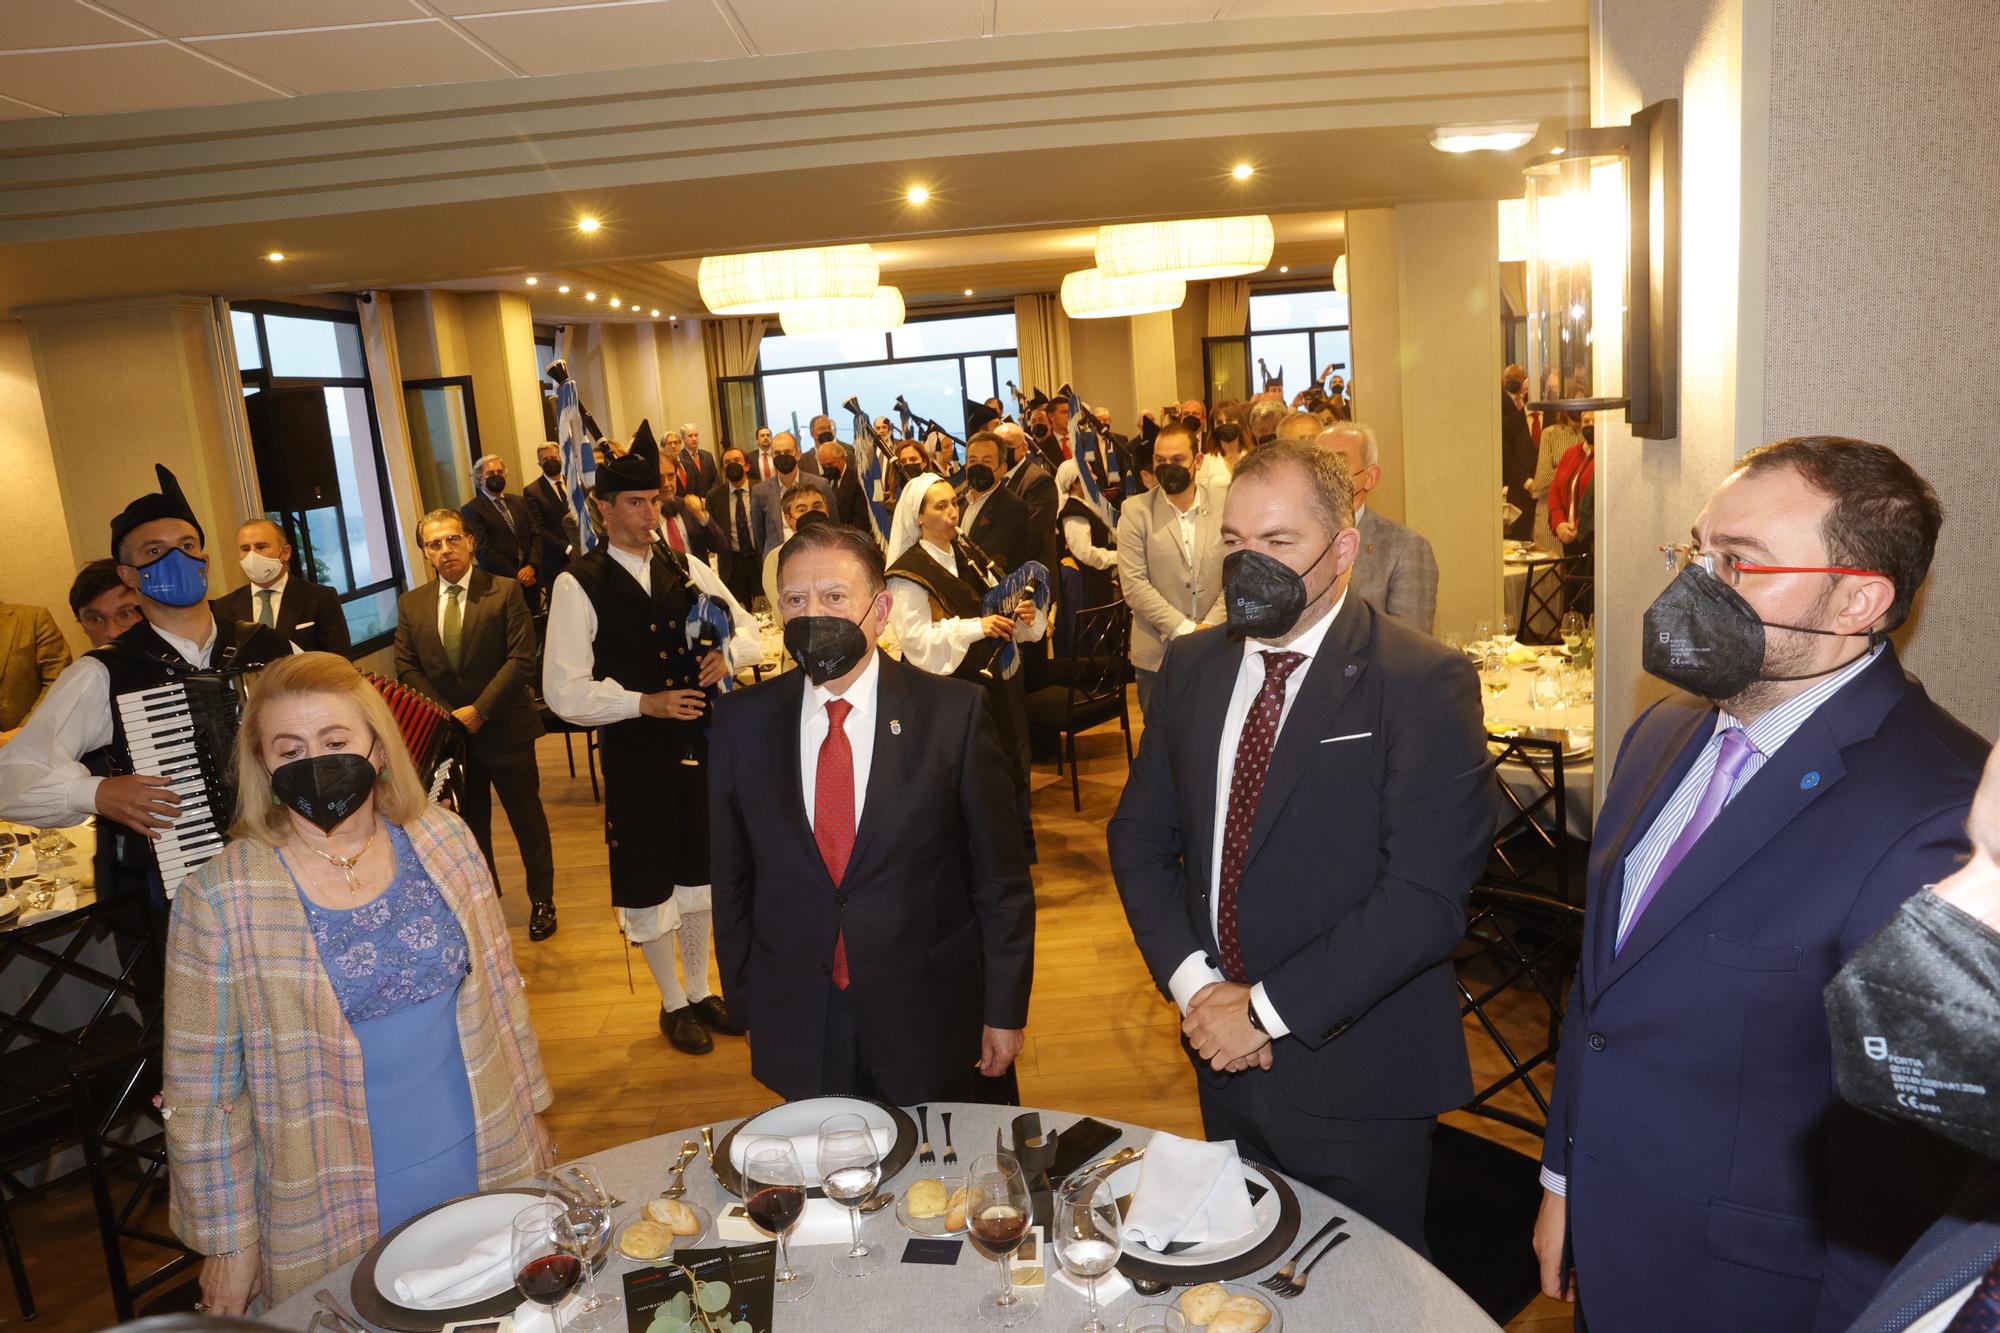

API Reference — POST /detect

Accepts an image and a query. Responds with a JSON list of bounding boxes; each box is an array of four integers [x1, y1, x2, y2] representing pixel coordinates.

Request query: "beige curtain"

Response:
[[1013, 294, 1072, 397], [1205, 278, 1250, 337], [701, 315, 770, 441], [357, 291, 427, 589]]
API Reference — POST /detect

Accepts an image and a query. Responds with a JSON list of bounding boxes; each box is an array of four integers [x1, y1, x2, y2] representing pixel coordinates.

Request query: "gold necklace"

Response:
[[301, 826, 378, 897]]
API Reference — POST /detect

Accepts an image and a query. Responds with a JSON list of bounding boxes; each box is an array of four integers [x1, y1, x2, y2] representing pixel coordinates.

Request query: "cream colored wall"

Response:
[[1068, 317, 1138, 432], [21, 297, 252, 613], [1128, 313, 1179, 430], [458, 291, 546, 474], [1171, 287, 1209, 407], [1344, 208, 1409, 525], [1755, 0, 1998, 737], [1391, 200, 1503, 639], [654, 319, 714, 450], [0, 323, 83, 655]]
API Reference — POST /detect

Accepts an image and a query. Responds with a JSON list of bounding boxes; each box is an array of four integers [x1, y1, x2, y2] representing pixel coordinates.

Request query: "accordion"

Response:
[[111, 674, 249, 893], [362, 672, 463, 806]]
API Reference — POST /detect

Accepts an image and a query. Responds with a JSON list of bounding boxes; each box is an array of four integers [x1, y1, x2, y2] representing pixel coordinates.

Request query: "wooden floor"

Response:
[[5, 690, 1571, 1332]]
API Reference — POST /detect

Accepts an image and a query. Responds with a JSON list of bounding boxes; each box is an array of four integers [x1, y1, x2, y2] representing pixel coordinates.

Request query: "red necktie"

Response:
[[815, 698, 856, 989], [1945, 1255, 2000, 1331], [664, 517, 686, 553], [1216, 651, 1307, 981]]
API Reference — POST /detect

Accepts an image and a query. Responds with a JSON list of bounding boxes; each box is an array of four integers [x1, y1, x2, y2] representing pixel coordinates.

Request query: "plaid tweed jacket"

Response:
[[163, 803, 552, 1307]]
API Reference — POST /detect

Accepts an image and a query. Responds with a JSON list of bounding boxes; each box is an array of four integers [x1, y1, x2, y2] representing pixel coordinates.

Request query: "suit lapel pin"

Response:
[[890, 719, 902, 735], [1800, 771, 1821, 790], [1344, 663, 1358, 677]]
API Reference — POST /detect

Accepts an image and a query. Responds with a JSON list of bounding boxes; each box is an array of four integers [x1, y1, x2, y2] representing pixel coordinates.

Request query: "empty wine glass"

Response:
[[1559, 610, 1587, 656], [554, 1163, 619, 1332], [1531, 668, 1564, 712], [966, 1152, 1035, 1327], [1122, 1308, 1188, 1333], [743, 1136, 815, 1301], [818, 1113, 883, 1277], [512, 1201, 583, 1333], [1054, 1176, 1123, 1333]]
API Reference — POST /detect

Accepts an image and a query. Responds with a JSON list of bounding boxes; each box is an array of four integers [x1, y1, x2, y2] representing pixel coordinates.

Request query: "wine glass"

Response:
[[1054, 1176, 1123, 1333], [1531, 667, 1564, 712], [743, 1136, 815, 1301], [554, 1164, 619, 1332], [965, 1152, 1035, 1327], [1497, 612, 1519, 650], [818, 1114, 883, 1277], [512, 1201, 584, 1333], [1472, 618, 1495, 651], [1559, 610, 1587, 656], [1480, 654, 1510, 702], [1122, 1308, 1188, 1333]]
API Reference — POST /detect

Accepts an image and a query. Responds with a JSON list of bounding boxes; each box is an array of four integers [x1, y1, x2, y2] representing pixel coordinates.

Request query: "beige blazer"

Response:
[[1117, 485, 1226, 673], [0, 603, 71, 732]]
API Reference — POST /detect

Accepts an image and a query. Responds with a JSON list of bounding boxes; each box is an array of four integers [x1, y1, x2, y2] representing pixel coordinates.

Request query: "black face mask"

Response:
[[1155, 462, 1193, 495], [484, 474, 507, 495], [1827, 890, 2000, 1163], [1504, 380, 1525, 397], [540, 458, 562, 478], [1641, 566, 1873, 701], [1224, 540, 1334, 640], [1032, 423, 1052, 440], [1181, 414, 1204, 434], [897, 462, 925, 483], [269, 750, 379, 834], [774, 453, 798, 475], [814, 430, 836, 446], [658, 496, 683, 519], [966, 463, 996, 492], [783, 613, 871, 685], [724, 462, 746, 483], [822, 465, 843, 487]]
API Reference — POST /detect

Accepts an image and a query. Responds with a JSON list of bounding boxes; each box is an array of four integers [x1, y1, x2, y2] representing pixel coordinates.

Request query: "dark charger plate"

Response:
[[349, 1186, 606, 1332], [709, 1098, 918, 1199], [1114, 1161, 1301, 1287]]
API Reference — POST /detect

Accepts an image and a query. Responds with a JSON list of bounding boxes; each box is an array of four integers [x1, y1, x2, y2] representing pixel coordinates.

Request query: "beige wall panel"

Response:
[[0, 323, 82, 655]]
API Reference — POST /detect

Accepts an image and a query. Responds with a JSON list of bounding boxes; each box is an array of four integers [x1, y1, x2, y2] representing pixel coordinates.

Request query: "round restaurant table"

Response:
[[266, 1102, 1499, 1332]]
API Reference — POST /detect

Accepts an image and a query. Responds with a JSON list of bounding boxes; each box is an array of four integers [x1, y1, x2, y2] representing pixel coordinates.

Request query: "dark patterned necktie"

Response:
[[1216, 650, 1307, 981], [1945, 1255, 2000, 1331], [733, 488, 751, 551]]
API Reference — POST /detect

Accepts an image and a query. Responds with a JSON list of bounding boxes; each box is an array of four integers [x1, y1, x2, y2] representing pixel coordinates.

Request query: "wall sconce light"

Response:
[[1521, 99, 1680, 439]]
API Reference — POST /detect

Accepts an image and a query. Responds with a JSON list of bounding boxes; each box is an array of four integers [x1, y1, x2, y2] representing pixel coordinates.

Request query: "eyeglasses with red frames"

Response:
[[1660, 543, 1886, 590]]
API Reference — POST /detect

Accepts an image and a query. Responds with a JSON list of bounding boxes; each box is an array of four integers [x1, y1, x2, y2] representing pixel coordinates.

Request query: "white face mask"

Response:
[[240, 550, 285, 586]]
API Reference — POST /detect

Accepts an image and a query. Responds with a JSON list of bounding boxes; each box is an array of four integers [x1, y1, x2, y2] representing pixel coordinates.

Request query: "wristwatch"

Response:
[[1247, 1000, 1267, 1035]]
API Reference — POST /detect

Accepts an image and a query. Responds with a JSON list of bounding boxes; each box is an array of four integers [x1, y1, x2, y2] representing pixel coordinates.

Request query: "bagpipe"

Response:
[[842, 395, 898, 544], [677, 591, 737, 767], [894, 395, 964, 449], [1065, 386, 1124, 523], [974, 554, 1051, 681]]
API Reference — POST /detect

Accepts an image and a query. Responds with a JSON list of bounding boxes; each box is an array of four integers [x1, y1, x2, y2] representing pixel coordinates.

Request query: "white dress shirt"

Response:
[[887, 538, 1045, 677], [542, 542, 760, 728], [1166, 488, 1211, 640], [1539, 642, 1885, 1198], [0, 615, 220, 824], [434, 569, 473, 622], [1063, 515, 1119, 571], [799, 648, 881, 831], [960, 484, 997, 534], [1165, 591, 1347, 1040]]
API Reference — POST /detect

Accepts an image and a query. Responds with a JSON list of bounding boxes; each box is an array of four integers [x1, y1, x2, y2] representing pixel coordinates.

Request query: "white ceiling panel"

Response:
[[993, 0, 1222, 35], [726, 0, 983, 55], [0, 0, 149, 50], [94, 0, 426, 38], [0, 95, 58, 119], [0, 42, 275, 114], [461, 1, 747, 75], [188, 21, 514, 95], [430, 0, 641, 13]]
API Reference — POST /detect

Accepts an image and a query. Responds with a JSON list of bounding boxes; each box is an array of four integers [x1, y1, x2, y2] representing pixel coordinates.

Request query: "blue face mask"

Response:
[[134, 547, 209, 607]]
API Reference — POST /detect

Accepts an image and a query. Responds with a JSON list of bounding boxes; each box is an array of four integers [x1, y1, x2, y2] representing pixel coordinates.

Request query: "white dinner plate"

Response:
[[1106, 1159, 1285, 1269], [728, 1096, 896, 1178], [372, 1188, 545, 1309]]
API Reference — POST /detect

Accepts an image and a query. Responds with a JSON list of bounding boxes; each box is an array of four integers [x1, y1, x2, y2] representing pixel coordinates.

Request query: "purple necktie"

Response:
[[1617, 727, 1758, 953]]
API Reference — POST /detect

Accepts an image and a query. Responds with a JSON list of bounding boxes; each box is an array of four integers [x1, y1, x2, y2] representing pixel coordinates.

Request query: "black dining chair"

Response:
[[537, 705, 600, 802], [1022, 599, 1134, 811], [1484, 733, 1588, 906], [1514, 553, 1590, 645], [73, 1039, 200, 1324]]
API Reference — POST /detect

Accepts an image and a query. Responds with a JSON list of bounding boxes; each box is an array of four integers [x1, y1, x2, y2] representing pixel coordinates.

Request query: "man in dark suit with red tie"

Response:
[[1108, 441, 1492, 1254], [709, 522, 1035, 1104]]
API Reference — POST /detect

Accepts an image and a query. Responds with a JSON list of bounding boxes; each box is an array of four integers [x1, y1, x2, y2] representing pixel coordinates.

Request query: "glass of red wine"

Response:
[[512, 1200, 584, 1333], [742, 1136, 815, 1302], [966, 1151, 1036, 1327]]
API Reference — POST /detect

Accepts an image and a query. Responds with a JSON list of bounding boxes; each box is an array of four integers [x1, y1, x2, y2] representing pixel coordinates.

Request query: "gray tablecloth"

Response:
[[266, 1103, 1498, 1333]]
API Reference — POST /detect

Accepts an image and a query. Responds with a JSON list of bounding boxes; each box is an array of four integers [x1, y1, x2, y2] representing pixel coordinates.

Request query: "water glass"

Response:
[[1530, 668, 1564, 712], [1122, 1308, 1188, 1333], [819, 1114, 884, 1277], [553, 1163, 619, 1332], [1054, 1176, 1123, 1333]]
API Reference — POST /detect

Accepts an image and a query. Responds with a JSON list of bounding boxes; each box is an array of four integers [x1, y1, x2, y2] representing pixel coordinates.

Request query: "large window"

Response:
[[233, 302, 406, 654], [730, 312, 1019, 448], [1247, 289, 1352, 399]]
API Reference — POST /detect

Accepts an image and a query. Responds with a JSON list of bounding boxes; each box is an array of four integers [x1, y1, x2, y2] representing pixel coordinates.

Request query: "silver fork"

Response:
[[564, 1163, 625, 1209], [1258, 1215, 1346, 1292], [311, 1289, 364, 1333], [941, 1111, 957, 1164], [1272, 1230, 1351, 1299], [916, 1106, 936, 1164]]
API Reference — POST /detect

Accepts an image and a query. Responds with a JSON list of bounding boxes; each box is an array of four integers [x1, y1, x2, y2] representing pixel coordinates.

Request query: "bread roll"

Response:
[[645, 1197, 701, 1235], [618, 1220, 672, 1260], [907, 1178, 949, 1219], [1206, 1295, 1273, 1333], [945, 1185, 971, 1232], [1178, 1283, 1228, 1324]]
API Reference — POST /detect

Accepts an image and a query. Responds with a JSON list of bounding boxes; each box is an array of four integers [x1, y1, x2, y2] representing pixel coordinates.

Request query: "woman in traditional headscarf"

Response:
[[1055, 457, 1118, 608], [884, 474, 1043, 845]]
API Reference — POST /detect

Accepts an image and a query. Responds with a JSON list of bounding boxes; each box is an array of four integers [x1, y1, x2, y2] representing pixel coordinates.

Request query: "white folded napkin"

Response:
[[391, 1228, 514, 1309], [727, 1125, 894, 1179], [511, 1289, 586, 1333], [1119, 1133, 1256, 1253], [715, 1195, 853, 1248]]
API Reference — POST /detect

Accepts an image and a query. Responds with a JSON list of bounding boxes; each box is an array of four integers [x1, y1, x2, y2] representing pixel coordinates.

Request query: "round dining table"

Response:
[[267, 1102, 1499, 1332]]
